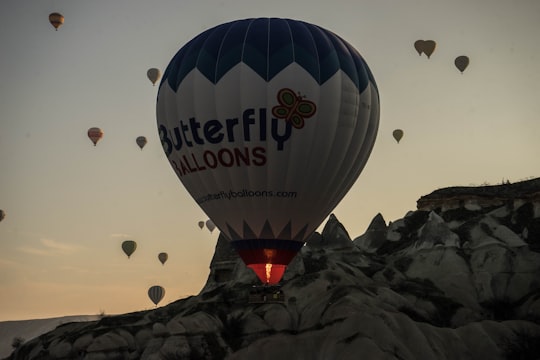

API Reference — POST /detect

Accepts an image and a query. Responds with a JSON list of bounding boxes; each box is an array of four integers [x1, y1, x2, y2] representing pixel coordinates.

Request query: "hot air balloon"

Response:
[[49, 13, 64, 31], [158, 252, 168, 265], [147, 68, 161, 86], [198, 221, 205, 229], [414, 40, 424, 56], [148, 285, 165, 306], [392, 129, 404, 143], [87, 127, 104, 146], [454, 55, 469, 73], [0, 210, 5, 222], [156, 18, 379, 285], [423, 40, 437, 59], [121, 240, 137, 258], [136, 136, 147, 150], [205, 220, 216, 233]]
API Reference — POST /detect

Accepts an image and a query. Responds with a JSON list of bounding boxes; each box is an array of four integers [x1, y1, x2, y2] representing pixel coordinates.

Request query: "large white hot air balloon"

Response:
[[156, 18, 379, 285]]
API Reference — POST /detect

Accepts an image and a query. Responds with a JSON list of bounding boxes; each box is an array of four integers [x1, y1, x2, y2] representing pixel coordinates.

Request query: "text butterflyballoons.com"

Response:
[[156, 18, 379, 285]]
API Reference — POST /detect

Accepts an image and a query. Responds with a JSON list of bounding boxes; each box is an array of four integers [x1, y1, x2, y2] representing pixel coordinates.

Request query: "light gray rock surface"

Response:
[[5, 182, 540, 360]]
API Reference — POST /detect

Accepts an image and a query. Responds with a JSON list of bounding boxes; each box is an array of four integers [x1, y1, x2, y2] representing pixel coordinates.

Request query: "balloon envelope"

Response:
[[147, 68, 161, 86], [49, 13, 64, 31], [454, 55, 469, 73], [156, 18, 379, 284], [205, 219, 216, 233], [136, 136, 147, 150], [423, 40, 436, 58], [414, 40, 424, 55], [392, 129, 404, 143], [87, 127, 104, 146], [158, 252, 168, 265], [121, 240, 137, 258], [148, 285, 165, 306], [198, 221, 205, 229]]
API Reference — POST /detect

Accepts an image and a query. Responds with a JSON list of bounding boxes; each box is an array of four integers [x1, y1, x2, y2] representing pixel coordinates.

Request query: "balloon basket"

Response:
[[248, 284, 285, 304]]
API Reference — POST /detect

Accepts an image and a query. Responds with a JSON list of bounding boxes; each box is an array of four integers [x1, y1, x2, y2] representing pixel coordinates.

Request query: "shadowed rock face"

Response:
[[7, 181, 540, 360]]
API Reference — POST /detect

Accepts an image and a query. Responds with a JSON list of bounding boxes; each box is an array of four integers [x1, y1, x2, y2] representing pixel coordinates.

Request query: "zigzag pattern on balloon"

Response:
[[162, 18, 376, 93], [225, 219, 308, 246]]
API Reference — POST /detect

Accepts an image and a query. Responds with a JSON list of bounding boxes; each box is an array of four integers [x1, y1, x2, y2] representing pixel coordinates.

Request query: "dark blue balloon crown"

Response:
[[161, 18, 377, 93]]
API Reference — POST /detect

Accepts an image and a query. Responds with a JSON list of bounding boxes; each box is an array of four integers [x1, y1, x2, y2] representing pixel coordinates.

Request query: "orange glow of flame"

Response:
[[263, 249, 276, 260], [265, 263, 272, 283]]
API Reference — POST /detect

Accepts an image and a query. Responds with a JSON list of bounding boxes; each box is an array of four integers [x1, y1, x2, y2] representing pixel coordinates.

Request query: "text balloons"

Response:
[[156, 18, 379, 284]]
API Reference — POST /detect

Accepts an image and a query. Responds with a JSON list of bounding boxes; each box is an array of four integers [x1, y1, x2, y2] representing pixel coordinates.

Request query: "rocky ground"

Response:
[[6, 181, 540, 359]]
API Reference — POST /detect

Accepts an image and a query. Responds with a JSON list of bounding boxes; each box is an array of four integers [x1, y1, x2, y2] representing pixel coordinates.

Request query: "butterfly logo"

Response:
[[271, 88, 316, 129]]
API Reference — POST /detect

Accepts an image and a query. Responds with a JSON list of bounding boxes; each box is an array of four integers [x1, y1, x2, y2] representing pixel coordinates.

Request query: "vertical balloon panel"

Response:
[[157, 18, 379, 284]]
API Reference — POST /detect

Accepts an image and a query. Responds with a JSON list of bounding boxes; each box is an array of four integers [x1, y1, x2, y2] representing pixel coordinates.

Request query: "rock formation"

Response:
[[6, 179, 540, 360]]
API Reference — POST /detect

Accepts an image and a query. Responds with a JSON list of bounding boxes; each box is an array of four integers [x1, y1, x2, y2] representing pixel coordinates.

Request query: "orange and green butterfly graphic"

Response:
[[271, 88, 316, 129]]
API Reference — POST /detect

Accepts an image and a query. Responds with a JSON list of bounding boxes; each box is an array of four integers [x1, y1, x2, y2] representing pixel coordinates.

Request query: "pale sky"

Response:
[[0, 0, 539, 321]]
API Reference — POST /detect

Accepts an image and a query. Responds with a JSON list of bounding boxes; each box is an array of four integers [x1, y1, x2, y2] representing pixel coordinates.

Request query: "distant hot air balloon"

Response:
[[392, 129, 404, 143], [121, 240, 137, 258], [87, 127, 104, 146], [423, 40, 437, 59], [156, 18, 379, 285], [198, 221, 205, 229], [136, 136, 147, 150], [147, 68, 162, 86], [158, 252, 168, 265], [49, 13, 64, 31], [454, 55, 469, 73], [0, 210, 5, 222], [148, 285, 165, 306], [205, 220, 216, 233], [413, 40, 424, 56]]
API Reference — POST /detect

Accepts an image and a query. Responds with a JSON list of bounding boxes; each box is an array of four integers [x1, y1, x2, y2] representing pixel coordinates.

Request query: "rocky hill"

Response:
[[6, 179, 540, 360], [417, 177, 540, 213], [0, 316, 100, 359]]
